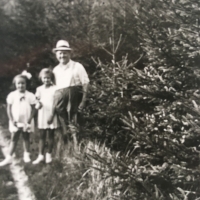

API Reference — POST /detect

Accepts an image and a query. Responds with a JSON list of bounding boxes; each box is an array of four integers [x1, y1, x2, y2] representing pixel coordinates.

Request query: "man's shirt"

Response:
[[53, 59, 89, 90]]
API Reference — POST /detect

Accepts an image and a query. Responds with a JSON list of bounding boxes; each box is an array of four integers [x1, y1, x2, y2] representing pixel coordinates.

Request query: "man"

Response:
[[48, 40, 89, 150]]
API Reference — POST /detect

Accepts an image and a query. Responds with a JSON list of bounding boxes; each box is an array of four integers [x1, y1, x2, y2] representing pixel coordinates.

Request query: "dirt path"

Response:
[[0, 126, 37, 200]]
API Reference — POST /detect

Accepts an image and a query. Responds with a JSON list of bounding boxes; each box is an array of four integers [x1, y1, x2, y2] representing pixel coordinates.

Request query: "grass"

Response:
[[28, 140, 119, 200], [0, 105, 18, 200], [0, 153, 18, 200], [0, 104, 119, 200]]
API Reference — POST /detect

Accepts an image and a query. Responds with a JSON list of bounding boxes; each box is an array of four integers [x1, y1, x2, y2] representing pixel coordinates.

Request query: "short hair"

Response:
[[39, 68, 54, 82], [12, 74, 28, 85]]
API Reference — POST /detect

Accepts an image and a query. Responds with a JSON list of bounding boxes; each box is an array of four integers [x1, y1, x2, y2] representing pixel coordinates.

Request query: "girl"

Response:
[[33, 68, 59, 164], [0, 74, 36, 166]]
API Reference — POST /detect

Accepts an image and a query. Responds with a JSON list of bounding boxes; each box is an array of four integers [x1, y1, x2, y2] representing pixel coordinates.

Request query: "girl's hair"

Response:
[[39, 68, 55, 83], [12, 74, 27, 85]]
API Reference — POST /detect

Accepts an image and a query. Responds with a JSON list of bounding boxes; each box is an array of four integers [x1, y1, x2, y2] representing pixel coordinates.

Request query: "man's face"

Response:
[[56, 50, 71, 65]]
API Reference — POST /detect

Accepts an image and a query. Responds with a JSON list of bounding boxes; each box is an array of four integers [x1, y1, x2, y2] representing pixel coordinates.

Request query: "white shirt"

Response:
[[53, 59, 89, 90]]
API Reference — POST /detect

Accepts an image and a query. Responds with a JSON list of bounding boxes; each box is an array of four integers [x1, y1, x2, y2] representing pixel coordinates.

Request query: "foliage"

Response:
[[82, 0, 200, 199], [1, 0, 200, 199], [30, 141, 116, 200]]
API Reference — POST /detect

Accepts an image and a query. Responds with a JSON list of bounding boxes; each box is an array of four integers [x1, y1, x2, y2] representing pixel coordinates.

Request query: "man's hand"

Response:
[[78, 101, 86, 112], [78, 83, 89, 112]]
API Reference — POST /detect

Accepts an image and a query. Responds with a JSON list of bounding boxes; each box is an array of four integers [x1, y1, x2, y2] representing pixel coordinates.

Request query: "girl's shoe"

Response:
[[45, 153, 52, 164], [0, 155, 12, 166], [23, 152, 31, 163], [32, 155, 44, 165]]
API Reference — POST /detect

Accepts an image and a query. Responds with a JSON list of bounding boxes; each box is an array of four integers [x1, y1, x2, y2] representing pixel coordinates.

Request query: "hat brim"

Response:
[[52, 47, 72, 53]]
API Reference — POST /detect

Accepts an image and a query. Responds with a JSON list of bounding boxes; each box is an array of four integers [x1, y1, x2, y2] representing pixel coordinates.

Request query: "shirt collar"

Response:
[[59, 59, 72, 70]]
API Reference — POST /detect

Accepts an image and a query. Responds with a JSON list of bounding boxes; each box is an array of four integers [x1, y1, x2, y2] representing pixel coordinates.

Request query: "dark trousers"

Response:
[[53, 86, 83, 125], [53, 86, 82, 152]]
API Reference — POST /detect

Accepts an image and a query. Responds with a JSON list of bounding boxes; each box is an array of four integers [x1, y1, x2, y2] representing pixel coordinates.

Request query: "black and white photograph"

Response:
[[0, 0, 200, 199]]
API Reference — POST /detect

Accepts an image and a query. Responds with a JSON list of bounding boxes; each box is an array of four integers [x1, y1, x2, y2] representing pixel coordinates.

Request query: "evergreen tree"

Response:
[[84, 0, 200, 199], [0, 0, 200, 198]]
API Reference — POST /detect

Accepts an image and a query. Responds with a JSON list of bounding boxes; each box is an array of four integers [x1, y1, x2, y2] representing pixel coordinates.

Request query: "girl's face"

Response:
[[15, 77, 26, 92], [56, 50, 71, 65], [41, 74, 51, 86]]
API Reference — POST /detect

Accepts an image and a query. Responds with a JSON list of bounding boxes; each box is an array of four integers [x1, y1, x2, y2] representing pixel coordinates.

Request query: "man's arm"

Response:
[[78, 83, 89, 111], [76, 62, 90, 111]]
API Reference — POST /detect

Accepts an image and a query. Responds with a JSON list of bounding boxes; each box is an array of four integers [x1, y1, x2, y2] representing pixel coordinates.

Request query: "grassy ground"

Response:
[[0, 152, 18, 200], [0, 105, 18, 200], [0, 104, 61, 199], [0, 104, 116, 200]]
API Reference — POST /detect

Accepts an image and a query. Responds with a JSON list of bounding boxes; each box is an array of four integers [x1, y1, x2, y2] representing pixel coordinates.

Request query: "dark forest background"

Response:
[[1, 0, 200, 199]]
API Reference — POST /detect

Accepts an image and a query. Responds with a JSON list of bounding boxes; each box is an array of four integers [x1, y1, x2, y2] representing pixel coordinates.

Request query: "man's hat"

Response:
[[52, 40, 72, 53]]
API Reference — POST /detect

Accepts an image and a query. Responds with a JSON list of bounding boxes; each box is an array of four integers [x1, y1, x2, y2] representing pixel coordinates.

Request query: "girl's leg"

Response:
[[47, 129, 54, 153], [22, 132, 30, 153], [32, 129, 46, 164], [9, 130, 21, 156], [46, 129, 54, 164], [38, 129, 46, 155], [22, 132, 31, 163], [55, 128, 63, 159]]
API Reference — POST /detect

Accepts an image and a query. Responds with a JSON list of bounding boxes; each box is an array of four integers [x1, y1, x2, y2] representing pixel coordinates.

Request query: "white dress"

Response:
[[7, 90, 36, 133], [36, 85, 59, 129]]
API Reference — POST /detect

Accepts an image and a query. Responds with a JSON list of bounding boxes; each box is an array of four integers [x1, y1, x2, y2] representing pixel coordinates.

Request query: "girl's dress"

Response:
[[6, 90, 36, 133], [36, 85, 59, 129]]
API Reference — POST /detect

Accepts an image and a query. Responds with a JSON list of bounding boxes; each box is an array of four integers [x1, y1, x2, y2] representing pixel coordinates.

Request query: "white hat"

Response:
[[52, 40, 72, 53]]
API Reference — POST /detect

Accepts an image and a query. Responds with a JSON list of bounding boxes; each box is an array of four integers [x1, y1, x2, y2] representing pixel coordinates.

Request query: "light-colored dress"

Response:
[[7, 90, 36, 133], [36, 85, 59, 129]]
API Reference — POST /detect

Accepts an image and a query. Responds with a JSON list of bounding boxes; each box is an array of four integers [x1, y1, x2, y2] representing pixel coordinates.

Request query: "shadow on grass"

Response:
[[0, 152, 18, 200]]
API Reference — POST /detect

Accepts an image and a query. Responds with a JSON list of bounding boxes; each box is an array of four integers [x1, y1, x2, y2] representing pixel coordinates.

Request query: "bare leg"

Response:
[[9, 130, 21, 156], [72, 112, 79, 152], [38, 129, 46, 155], [73, 113, 77, 125], [59, 115, 68, 142], [32, 130, 46, 164], [56, 129, 64, 158], [69, 113, 78, 152], [22, 132, 32, 162], [22, 132, 30, 152], [47, 129, 54, 153]]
